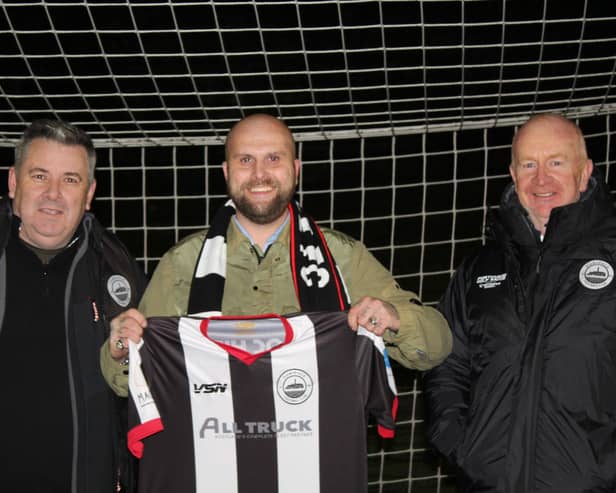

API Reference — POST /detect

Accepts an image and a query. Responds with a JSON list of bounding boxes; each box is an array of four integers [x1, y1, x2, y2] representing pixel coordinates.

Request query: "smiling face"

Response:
[[222, 115, 299, 230], [9, 138, 96, 250], [509, 115, 593, 235]]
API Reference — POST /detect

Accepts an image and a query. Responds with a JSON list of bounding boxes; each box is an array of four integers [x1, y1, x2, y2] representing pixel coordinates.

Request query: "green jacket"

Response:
[[103, 220, 451, 396]]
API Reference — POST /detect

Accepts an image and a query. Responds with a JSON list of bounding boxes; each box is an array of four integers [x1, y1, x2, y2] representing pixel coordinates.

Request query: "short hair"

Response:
[[14, 119, 97, 183]]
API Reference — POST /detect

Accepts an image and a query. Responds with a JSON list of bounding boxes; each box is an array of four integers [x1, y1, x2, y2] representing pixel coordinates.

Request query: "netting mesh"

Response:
[[1, 1, 616, 492], [1, 1, 615, 144]]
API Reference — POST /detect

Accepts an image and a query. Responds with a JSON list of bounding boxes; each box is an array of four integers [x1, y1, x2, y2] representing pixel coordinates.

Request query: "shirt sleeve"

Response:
[[100, 343, 129, 397], [127, 338, 164, 459], [384, 302, 452, 371], [355, 327, 398, 438], [325, 228, 453, 370]]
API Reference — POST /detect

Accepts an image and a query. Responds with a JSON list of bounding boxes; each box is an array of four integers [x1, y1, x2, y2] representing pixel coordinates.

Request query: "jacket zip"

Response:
[[0, 252, 5, 333], [508, 251, 559, 493], [64, 219, 91, 493], [535, 250, 543, 274]]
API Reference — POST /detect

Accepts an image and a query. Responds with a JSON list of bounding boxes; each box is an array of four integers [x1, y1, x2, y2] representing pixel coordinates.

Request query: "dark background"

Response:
[[1, 2, 615, 491]]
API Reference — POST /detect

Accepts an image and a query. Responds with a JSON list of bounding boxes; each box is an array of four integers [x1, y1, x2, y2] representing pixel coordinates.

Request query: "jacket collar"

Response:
[[490, 169, 615, 250], [227, 216, 291, 257]]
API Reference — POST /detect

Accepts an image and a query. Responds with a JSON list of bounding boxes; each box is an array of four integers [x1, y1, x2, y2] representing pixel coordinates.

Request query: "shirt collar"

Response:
[[232, 212, 290, 252]]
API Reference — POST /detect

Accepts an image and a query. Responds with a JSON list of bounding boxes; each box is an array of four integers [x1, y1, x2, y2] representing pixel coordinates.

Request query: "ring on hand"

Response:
[[369, 316, 378, 327], [115, 339, 125, 351]]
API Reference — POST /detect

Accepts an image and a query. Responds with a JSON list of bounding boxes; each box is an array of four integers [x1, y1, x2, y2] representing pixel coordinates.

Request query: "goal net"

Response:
[[1, 1, 615, 492]]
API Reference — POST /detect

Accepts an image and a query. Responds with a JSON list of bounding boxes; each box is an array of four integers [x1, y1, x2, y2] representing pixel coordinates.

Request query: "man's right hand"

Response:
[[109, 308, 147, 362]]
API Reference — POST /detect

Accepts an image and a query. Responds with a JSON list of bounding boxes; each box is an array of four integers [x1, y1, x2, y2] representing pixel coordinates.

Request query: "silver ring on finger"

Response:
[[369, 316, 379, 327], [115, 339, 125, 351]]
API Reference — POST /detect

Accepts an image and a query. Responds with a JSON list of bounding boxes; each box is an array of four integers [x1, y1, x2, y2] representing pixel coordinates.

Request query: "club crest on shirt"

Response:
[[107, 274, 131, 307], [276, 369, 314, 405], [579, 260, 614, 290]]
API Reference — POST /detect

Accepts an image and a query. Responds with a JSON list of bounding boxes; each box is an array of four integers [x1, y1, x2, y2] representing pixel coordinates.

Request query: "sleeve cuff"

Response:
[[383, 305, 452, 370], [100, 340, 129, 397]]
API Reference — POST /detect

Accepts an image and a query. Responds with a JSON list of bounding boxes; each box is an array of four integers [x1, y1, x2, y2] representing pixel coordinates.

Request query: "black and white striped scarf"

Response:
[[187, 199, 350, 315]]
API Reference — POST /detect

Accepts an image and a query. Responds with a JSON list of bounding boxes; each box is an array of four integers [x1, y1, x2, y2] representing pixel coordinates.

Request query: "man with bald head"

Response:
[[104, 113, 452, 392], [509, 113, 593, 236], [102, 114, 451, 491], [424, 113, 616, 492]]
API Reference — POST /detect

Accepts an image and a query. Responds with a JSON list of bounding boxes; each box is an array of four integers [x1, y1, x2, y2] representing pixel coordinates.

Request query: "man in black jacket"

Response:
[[0, 120, 146, 492], [424, 113, 616, 492]]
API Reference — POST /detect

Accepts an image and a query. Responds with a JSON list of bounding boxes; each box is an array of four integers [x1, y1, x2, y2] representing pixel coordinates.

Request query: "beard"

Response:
[[229, 178, 296, 225]]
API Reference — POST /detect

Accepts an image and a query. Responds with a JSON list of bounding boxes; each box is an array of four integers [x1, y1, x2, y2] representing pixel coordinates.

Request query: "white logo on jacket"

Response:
[[107, 274, 131, 307], [579, 260, 614, 290], [476, 273, 507, 289]]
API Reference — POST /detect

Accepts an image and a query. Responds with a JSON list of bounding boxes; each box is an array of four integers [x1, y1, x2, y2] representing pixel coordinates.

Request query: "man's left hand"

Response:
[[347, 296, 400, 336]]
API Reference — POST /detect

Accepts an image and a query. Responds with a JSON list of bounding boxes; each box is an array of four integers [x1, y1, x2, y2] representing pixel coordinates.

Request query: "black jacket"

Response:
[[424, 172, 616, 492], [0, 198, 146, 493]]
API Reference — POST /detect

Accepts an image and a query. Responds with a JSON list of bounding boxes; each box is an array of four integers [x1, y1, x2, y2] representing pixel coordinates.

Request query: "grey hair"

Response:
[[14, 119, 96, 183]]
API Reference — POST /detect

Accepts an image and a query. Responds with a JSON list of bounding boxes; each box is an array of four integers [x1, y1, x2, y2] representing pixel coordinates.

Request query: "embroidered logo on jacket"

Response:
[[579, 260, 614, 290], [476, 273, 507, 289], [107, 274, 131, 307]]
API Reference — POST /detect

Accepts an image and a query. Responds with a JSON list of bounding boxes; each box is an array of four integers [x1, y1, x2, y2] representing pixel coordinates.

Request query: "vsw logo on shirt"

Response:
[[475, 273, 507, 289], [193, 383, 228, 394]]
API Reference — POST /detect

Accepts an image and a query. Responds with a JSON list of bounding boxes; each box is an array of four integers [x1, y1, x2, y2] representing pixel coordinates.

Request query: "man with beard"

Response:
[[104, 113, 452, 395]]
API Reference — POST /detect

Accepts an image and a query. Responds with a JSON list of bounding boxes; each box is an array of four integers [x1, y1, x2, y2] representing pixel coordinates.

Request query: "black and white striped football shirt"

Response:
[[128, 311, 397, 493]]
